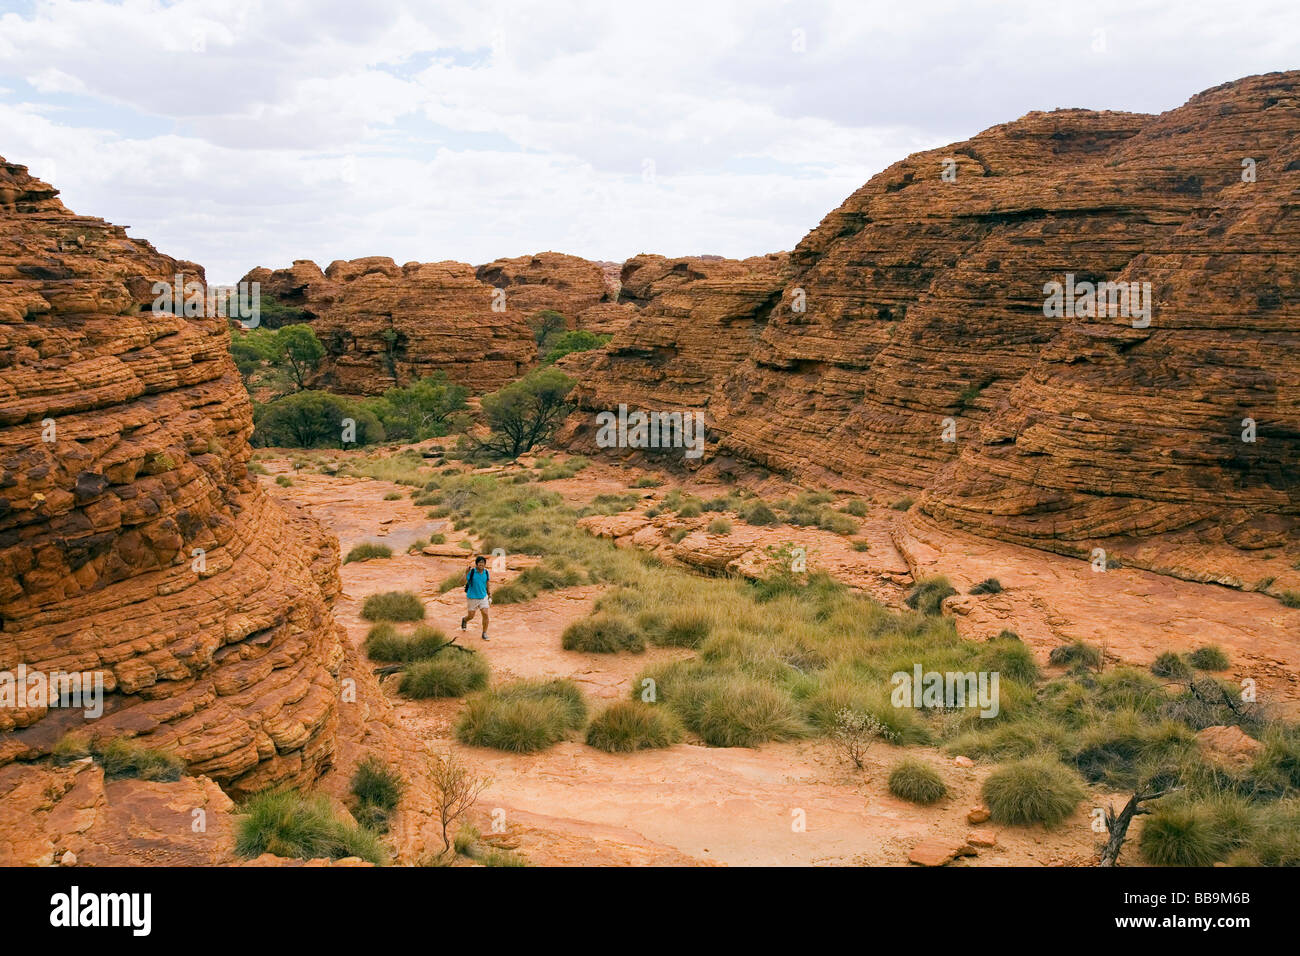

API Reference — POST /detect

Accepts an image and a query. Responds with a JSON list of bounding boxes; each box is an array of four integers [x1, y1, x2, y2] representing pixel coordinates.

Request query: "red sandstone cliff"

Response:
[[0, 159, 343, 797], [560, 73, 1300, 581]]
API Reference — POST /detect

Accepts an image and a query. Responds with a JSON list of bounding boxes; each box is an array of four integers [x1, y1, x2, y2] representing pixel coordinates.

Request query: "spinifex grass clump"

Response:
[[561, 613, 645, 653], [586, 701, 683, 753], [361, 590, 425, 622], [92, 737, 184, 782], [345, 542, 392, 563], [235, 790, 386, 864], [400, 653, 490, 698], [888, 759, 948, 804], [455, 679, 587, 753], [1151, 651, 1192, 679], [904, 575, 957, 615], [492, 556, 587, 604], [350, 757, 404, 832], [982, 757, 1086, 827], [1188, 644, 1230, 671], [361, 624, 452, 660]]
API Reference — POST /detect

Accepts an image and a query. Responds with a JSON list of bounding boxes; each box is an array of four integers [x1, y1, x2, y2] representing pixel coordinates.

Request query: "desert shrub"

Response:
[[1188, 645, 1230, 671], [483, 848, 528, 867], [1068, 712, 1194, 788], [1139, 803, 1221, 866], [668, 528, 689, 544], [739, 499, 780, 526], [344, 542, 392, 563], [1278, 591, 1300, 608], [493, 557, 587, 604], [632, 475, 663, 488], [349, 757, 404, 831], [981, 637, 1039, 684], [637, 609, 710, 648], [830, 708, 896, 768], [818, 511, 858, 535], [400, 652, 490, 698], [888, 759, 948, 805], [707, 517, 732, 535], [889, 497, 914, 511], [904, 575, 957, 615], [970, 577, 1002, 595], [361, 590, 425, 622], [562, 613, 645, 653], [982, 757, 1086, 827], [583, 492, 639, 516], [1151, 651, 1191, 679], [383, 492, 402, 501], [840, 499, 869, 517], [672, 673, 808, 748], [94, 738, 183, 782], [456, 679, 586, 752], [275, 475, 293, 487], [586, 701, 683, 753], [235, 790, 386, 864], [247, 461, 269, 475], [852, 540, 871, 552], [1048, 641, 1102, 669]]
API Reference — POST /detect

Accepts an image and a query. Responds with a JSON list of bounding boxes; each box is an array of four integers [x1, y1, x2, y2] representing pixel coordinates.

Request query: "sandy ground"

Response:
[[260, 455, 1123, 866]]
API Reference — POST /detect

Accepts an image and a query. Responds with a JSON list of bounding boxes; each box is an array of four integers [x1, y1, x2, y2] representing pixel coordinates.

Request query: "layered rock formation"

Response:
[[243, 251, 627, 395], [560, 253, 789, 452], [0, 159, 343, 796], [562, 73, 1300, 579]]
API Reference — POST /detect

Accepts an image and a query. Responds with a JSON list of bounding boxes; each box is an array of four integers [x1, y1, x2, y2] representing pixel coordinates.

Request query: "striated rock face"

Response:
[[0, 159, 343, 797], [559, 252, 789, 453], [562, 73, 1300, 579], [242, 256, 537, 395], [243, 250, 626, 396]]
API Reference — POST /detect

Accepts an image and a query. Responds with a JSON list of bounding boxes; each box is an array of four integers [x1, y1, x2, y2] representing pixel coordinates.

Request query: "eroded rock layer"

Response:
[[244, 250, 625, 395], [562, 73, 1300, 576], [0, 160, 343, 796]]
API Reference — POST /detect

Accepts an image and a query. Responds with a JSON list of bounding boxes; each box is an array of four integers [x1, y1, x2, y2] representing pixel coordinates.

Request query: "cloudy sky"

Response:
[[2, 0, 1298, 283]]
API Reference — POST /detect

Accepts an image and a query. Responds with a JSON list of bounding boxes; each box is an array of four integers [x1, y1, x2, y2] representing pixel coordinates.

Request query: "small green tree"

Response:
[[366, 373, 470, 441], [276, 324, 326, 390], [252, 391, 384, 448], [542, 329, 610, 365], [477, 367, 575, 459], [529, 309, 566, 348]]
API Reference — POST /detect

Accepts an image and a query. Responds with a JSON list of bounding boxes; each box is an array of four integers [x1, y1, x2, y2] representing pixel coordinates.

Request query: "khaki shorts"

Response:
[[466, 596, 490, 612]]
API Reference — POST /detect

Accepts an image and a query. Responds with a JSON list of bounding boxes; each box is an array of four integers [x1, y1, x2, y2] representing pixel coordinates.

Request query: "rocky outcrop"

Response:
[[242, 251, 628, 396], [561, 73, 1300, 581], [0, 159, 344, 797], [559, 253, 789, 452], [242, 257, 537, 395]]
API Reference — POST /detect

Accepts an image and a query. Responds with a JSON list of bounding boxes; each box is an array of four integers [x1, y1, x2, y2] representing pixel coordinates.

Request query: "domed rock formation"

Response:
[[562, 72, 1300, 581], [0, 159, 344, 797]]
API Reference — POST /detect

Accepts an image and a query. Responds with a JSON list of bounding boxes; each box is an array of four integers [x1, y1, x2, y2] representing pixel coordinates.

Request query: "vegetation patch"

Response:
[[586, 701, 683, 753]]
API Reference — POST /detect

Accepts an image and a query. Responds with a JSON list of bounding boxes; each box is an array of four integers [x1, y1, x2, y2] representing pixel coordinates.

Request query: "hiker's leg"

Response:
[[479, 608, 490, 631]]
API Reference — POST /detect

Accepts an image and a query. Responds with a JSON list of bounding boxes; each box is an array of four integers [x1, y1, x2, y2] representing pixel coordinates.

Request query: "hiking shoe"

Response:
[[481, 632, 489, 641], [460, 618, 467, 631]]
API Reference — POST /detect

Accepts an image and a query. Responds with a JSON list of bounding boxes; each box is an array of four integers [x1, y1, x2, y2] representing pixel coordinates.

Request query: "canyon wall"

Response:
[[562, 73, 1300, 578], [0, 159, 343, 797], [243, 251, 626, 395]]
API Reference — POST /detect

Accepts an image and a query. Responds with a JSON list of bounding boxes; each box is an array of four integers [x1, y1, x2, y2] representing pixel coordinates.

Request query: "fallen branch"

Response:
[[1099, 785, 1181, 866]]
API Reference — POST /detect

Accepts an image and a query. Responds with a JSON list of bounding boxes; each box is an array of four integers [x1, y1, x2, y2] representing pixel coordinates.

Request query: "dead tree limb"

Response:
[[1099, 785, 1180, 866], [371, 639, 476, 676]]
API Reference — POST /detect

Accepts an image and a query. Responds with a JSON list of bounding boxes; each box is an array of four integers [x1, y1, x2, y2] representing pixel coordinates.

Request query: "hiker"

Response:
[[460, 554, 491, 640]]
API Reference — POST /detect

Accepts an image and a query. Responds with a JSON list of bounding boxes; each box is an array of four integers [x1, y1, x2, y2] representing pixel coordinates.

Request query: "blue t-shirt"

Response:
[[465, 567, 489, 600]]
